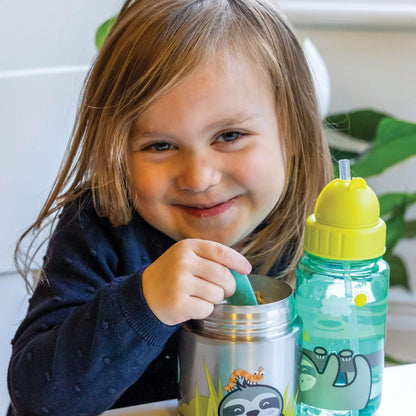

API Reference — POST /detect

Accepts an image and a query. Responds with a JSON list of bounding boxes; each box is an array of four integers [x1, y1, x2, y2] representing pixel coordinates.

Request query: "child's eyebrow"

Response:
[[132, 130, 172, 140], [129, 125, 171, 141], [131, 112, 261, 141], [203, 112, 261, 132]]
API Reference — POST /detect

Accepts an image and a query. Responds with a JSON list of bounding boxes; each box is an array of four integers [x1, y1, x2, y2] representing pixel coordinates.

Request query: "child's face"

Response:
[[128, 53, 285, 247]]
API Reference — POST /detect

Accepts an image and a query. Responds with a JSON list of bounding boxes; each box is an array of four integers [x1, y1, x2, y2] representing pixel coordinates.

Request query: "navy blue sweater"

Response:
[[8, 197, 180, 415], [8, 195, 287, 415]]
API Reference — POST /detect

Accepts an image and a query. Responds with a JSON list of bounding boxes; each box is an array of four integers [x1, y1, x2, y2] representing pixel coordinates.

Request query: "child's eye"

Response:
[[217, 131, 242, 143], [146, 142, 173, 152]]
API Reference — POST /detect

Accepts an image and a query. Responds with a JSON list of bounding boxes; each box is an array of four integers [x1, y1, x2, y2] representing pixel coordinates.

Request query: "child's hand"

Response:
[[141, 239, 252, 326]]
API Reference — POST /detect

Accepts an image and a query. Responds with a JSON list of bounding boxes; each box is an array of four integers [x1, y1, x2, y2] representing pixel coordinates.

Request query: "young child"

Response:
[[8, 0, 332, 414]]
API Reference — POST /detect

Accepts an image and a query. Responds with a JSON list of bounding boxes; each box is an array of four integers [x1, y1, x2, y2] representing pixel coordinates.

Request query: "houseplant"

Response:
[[326, 109, 416, 289]]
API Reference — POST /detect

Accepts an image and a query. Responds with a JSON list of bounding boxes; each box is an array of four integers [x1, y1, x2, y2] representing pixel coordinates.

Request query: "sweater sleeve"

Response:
[[7, 202, 179, 415]]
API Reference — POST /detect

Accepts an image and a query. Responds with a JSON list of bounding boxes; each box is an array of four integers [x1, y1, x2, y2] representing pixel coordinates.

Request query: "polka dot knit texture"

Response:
[[7, 194, 179, 415]]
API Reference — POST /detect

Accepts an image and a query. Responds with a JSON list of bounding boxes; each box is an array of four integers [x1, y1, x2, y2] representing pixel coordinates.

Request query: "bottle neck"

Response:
[[304, 251, 383, 274]]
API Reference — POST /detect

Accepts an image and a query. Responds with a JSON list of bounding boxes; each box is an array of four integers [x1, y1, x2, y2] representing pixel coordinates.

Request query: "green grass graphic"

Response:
[[178, 360, 298, 415], [178, 361, 224, 416]]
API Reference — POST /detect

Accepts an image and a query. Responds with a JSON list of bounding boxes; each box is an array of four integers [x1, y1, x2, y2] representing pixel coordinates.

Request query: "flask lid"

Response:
[[304, 160, 386, 260]]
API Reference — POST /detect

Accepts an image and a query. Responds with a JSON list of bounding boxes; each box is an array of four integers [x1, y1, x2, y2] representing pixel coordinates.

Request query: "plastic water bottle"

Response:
[[296, 160, 389, 416]]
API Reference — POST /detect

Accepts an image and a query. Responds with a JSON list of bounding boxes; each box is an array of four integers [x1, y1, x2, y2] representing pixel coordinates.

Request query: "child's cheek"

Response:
[[234, 149, 284, 198], [129, 159, 168, 200]]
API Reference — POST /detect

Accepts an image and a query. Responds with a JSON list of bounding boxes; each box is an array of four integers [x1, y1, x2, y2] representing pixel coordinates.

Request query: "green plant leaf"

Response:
[[325, 109, 390, 142], [379, 192, 416, 217], [373, 117, 416, 150], [351, 118, 416, 178], [385, 353, 411, 365], [95, 16, 117, 50], [384, 253, 409, 289], [403, 220, 416, 239], [385, 202, 406, 254]]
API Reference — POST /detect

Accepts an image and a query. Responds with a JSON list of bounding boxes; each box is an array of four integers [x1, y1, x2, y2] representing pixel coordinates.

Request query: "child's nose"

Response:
[[177, 152, 222, 192]]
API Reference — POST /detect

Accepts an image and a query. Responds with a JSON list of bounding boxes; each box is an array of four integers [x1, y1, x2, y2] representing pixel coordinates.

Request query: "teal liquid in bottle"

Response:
[[296, 160, 390, 416]]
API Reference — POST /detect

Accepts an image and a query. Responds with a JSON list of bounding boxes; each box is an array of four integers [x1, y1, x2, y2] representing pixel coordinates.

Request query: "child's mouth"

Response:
[[177, 196, 239, 218]]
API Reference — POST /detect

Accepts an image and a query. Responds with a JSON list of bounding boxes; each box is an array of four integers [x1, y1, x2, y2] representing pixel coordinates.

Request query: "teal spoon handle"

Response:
[[226, 270, 258, 306]]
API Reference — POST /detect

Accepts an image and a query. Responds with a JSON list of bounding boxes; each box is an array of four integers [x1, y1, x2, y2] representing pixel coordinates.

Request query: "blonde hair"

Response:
[[15, 0, 332, 287]]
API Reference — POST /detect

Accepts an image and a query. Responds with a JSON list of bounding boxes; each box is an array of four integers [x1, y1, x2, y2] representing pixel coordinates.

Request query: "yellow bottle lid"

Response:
[[304, 161, 386, 261]]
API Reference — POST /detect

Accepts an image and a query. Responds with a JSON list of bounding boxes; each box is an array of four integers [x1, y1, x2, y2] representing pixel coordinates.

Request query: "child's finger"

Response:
[[185, 296, 215, 321], [190, 276, 226, 304], [193, 258, 236, 298], [190, 239, 252, 275]]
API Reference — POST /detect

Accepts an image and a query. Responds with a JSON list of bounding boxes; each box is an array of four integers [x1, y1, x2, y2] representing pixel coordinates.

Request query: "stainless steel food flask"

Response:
[[178, 274, 302, 416]]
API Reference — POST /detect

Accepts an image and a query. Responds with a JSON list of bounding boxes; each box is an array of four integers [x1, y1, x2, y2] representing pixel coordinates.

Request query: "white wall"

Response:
[[0, 1, 122, 412], [1, 0, 122, 274], [0, 0, 415, 412]]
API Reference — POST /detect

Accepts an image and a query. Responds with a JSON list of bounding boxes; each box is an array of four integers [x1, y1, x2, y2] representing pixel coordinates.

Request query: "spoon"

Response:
[[226, 269, 258, 306]]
